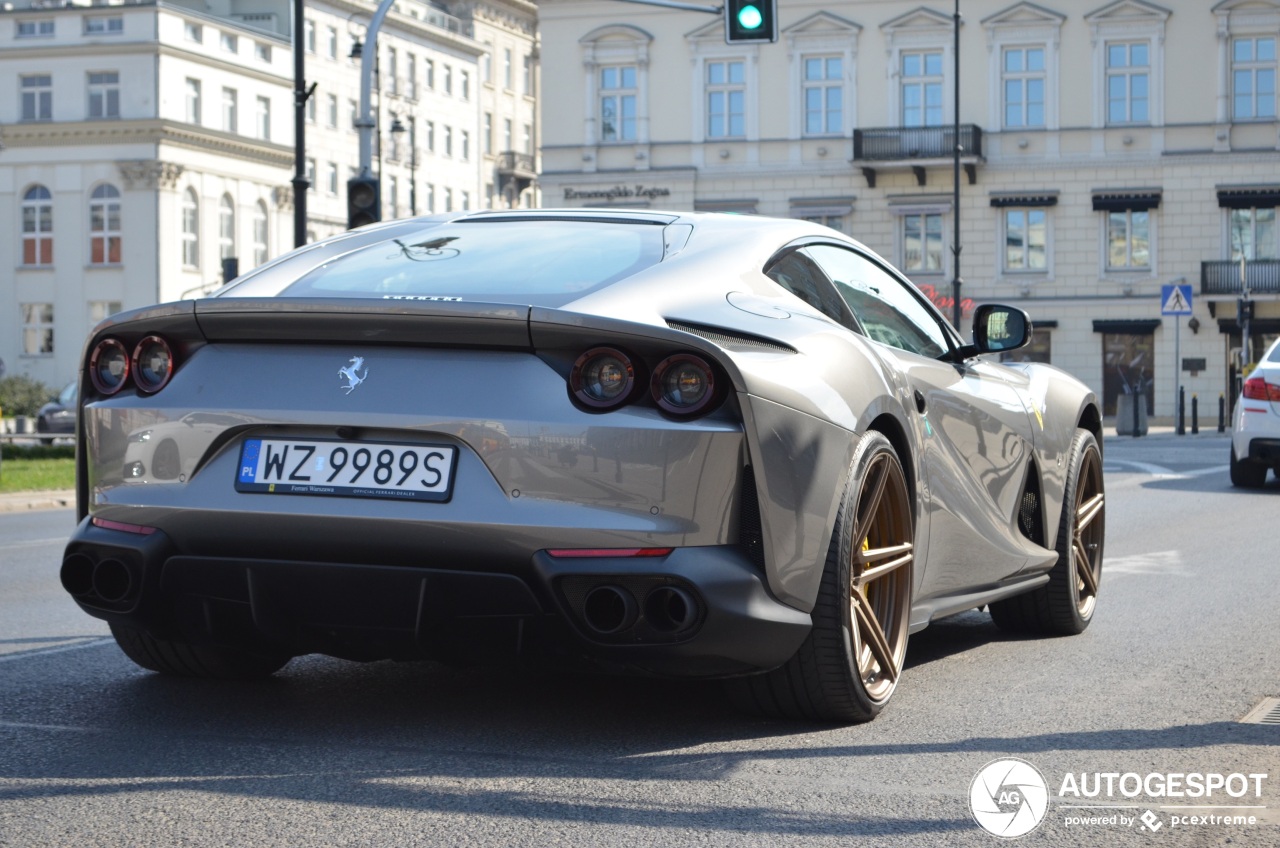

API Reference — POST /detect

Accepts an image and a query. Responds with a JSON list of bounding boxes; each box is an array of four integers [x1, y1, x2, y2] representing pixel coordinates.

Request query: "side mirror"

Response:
[[956, 304, 1033, 359]]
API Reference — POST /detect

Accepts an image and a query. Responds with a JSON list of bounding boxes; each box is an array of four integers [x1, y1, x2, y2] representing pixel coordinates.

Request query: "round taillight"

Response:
[[89, 338, 130, 395], [132, 335, 174, 393], [570, 347, 637, 410], [652, 354, 718, 417]]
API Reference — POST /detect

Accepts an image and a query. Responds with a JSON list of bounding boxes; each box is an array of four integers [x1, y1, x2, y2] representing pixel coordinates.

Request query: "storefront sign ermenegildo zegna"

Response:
[[563, 185, 671, 202]]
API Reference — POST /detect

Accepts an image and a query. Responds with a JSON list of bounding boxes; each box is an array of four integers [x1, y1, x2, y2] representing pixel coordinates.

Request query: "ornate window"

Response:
[[599, 66, 637, 142], [89, 184, 121, 265], [1002, 47, 1045, 128], [706, 60, 746, 138], [182, 188, 199, 268], [21, 74, 52, 122], [1233, 36, 1276, 120], [1107, 209, 1150, 269], [581, 25, 652, 149], [1087, 1, 1167, 128], [803, 57, 843, 135], [219, 194, 235, 259], [1004, 208, 1048, 271], [21, 304, 54, 355], [903, 212, 943, 272], [253, 201, 268, 266], [22, 185, 54, 267], [87, 71, 120, 119]]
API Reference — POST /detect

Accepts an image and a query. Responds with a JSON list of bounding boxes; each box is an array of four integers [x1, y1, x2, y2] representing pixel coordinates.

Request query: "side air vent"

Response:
[[1017, 473, 1044, 545], [738, 466, 766, 570], [667, 321, 796, 354]]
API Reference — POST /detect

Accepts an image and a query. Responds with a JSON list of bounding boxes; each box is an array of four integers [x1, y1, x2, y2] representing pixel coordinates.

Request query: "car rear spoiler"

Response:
[[191, 298, 534, 350]]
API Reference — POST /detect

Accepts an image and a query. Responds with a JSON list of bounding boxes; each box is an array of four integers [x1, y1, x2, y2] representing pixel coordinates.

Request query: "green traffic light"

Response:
[[737, 4, 763, 30]]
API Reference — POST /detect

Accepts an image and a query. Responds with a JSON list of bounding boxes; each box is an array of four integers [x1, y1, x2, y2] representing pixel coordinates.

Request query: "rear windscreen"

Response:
[[278, 220, 666, 304]]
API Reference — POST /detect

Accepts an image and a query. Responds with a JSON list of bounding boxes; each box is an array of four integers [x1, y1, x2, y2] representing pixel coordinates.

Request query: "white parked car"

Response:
[[1231, 336, 1280, 488]]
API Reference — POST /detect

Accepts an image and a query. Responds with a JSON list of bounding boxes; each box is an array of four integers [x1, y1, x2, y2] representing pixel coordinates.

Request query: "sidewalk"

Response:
[[0, 489, 75, 514]]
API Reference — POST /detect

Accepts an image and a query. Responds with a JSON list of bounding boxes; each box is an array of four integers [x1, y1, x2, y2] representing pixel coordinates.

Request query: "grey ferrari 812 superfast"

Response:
[[63, 209, 1105, 722]]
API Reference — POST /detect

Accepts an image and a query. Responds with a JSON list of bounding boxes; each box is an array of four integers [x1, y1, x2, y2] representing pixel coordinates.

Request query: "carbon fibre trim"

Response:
[[666, 320, 796, 353]]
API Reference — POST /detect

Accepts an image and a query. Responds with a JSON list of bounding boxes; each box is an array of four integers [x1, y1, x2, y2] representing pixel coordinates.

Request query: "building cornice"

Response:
[[0, 119, 293, 168], [0, 41, 290, 85]]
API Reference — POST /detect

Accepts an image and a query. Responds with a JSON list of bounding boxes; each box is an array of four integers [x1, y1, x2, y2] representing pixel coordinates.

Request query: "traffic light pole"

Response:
[[609, 0, 720, 14]]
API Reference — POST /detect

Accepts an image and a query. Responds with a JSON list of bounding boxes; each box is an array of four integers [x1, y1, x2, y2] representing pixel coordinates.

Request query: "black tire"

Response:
[[991, 429, 1105, 635], [1230, 445, 1267, 489], [110, 624, 290, 679], [727, 431, 914, 723]]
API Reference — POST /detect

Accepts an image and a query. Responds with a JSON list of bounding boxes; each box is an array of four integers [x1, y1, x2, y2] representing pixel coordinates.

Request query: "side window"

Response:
[[764, 249, 855, 330], [805, 244, 951, 358]]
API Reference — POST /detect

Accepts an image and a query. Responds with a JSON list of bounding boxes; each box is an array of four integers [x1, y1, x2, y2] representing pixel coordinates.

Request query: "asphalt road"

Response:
[[1, 432, 1276, 847]]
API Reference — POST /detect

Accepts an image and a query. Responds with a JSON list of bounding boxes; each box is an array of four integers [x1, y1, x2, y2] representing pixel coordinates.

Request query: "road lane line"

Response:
[[0, 638, 113, 664]]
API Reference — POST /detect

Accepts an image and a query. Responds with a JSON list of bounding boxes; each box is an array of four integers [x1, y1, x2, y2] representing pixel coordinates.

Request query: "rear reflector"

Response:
[[91, 517, 157, 536], [546, 548, 673, 558]]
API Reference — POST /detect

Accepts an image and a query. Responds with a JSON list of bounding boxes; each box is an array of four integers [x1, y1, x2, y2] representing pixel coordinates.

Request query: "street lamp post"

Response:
[[291, 0, 314, 248], [390, 114, 416, 215], [355, 0, 398, 181], [951, 0, 963, 330]]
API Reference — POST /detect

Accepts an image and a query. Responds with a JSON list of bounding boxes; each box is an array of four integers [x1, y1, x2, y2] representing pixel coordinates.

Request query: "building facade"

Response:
[[0, 0, 538, 390], [1, 0, 295, 390], [539, 0, 1280, 420], [298, 0, 538, 241]]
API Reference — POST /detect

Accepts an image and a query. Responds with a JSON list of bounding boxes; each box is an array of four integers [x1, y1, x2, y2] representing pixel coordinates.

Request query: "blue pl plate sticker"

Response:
[[238, 439, 262, 484]]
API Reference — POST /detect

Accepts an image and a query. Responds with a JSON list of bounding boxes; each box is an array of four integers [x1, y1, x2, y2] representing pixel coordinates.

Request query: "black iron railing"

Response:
[[853, 124, 983, 161], [1201, 260, 1280, 295]]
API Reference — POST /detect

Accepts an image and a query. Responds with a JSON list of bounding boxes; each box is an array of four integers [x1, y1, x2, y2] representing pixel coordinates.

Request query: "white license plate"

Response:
[[235, 438, 456, 502]]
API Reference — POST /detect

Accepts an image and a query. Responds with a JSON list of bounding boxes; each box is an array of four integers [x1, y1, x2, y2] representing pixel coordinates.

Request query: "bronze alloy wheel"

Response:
[[1071, 441, 1105, 620], [990, 428, 1105, 635], [726, 431, 914, 722], [849, 447, 914, 704]]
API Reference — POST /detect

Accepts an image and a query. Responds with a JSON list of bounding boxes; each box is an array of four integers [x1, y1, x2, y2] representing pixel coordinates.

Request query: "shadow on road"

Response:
[[0, 631, 1272, 838]]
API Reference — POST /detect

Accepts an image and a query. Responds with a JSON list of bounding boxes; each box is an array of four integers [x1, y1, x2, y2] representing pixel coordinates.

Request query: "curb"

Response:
[[0, 490, 75, 514]]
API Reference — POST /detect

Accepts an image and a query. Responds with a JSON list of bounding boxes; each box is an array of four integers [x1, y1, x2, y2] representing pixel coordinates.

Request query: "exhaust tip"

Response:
[[92, 558, 134, 603], [644, 586, 698, 632], [61, 553, 96, 597], [581, 585, 638, 635]]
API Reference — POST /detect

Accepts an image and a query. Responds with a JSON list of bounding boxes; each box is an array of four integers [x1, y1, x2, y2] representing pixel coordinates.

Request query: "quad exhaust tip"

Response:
[[60, 553, 96, 597], [582, 585, 638, 635], [645, 586, 697, 632], [61, 553, 138, 604]]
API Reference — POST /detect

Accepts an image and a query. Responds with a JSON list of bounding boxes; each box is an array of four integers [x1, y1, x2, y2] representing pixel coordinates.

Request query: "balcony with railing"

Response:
[[1201, 260, 1280, 295], [852, 124, 983, 187], [496, 151, 537, 202]]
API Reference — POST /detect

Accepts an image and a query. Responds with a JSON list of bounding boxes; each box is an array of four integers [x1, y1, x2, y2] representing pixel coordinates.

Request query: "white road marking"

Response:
[[1103, 462, 1229, 480], [0, 637, 113, 664], [1104, 550, 1187, 579]]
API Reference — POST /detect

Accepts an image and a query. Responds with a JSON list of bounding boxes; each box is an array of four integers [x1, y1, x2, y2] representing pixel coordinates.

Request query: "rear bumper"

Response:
[[1246, 438, 1280, 464], [62, 518, 810, 677]]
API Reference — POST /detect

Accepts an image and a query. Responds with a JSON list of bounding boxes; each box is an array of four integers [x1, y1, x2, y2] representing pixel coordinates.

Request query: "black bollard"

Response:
[[1218, 393, 1226, 433], [1132, 390, 1141, 438], [1191, 394, 1199, 434], [1177, 386, 1185, 435]]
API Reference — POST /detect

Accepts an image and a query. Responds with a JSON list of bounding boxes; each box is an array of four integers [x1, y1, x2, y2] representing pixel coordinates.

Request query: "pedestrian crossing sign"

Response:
[[1161, 284, 1192, 316]]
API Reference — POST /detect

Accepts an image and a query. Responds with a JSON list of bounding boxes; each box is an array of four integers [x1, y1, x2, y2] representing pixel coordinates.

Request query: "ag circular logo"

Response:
[[969, 758, 1050, 838]]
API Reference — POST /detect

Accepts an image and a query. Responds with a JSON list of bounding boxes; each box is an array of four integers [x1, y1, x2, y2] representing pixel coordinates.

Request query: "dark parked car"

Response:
[[62, 210, 1106, 722], [36, 381, 77, 434]]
